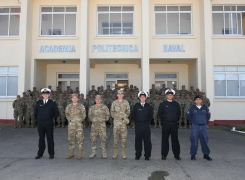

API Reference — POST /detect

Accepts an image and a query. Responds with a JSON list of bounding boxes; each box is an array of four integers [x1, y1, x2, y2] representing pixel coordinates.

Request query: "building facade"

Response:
[[1, 0, 245, 125]]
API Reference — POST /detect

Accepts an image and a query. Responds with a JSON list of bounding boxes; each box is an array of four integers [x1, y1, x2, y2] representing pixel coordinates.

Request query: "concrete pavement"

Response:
[[0, 124, 244, 180]]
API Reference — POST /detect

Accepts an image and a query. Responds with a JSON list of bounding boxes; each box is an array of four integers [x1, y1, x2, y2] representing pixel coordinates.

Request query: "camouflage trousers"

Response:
[[153, 116, 161, 124], [90, 123, 107, 150], [68, 121, 84, 151], [25, 110, 35, 124], [183, 109, 189, 124], [14, 109, 23, 122], [57, 109, 65, 123], [113, 120, 128, 148]]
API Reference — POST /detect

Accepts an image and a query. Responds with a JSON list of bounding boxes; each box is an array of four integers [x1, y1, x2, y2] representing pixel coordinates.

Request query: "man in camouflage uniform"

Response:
[[49, 94, 57, 127], [149, 84, 158, 95], [12, 95, 24, 128], [189, 86, 197, 96], [88, 95, 110, 159], [179, 85, 189, 98], [184, 94, 193, 128], [109, 95, 116, 128], [87, 94, 95, 128], [78, 93, 88, 127], [152, 95, 162, 128], [174, 94, 185, 128], [158, 84, 167, 95], [111, 90, 130, 159], [56, 94, 66, 128], [21, 92, 28, 126], [65, 94, 86, 160], [25, 96, 36, 128], [202, 92, 210, 107], [129, 94, 138, 129]]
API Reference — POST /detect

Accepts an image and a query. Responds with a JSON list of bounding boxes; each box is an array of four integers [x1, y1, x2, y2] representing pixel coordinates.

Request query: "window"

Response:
[[0, 7, 21, 37], [105, 73, 128, 88], [57, 73, 79, 91], [155, 6, 192, 36], [214, 66, 245, 97], [212, 6, 245, 35], [97, 6, 134, 36], [0, 67, 18, 97], [155, 73, 178, 89], [40, 7, 77, 36]]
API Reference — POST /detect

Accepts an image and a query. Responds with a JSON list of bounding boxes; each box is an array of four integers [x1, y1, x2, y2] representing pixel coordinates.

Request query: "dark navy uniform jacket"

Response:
[[35, 100, 59, 121], [186, 105, 211, 125], [131, 103, 153, 124]]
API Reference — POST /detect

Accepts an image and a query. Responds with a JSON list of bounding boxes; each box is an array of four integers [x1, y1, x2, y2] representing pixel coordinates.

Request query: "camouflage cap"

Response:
[[95, 95, 102, 99], [117, 90, 124, 94], [71, 93, 78, 98]]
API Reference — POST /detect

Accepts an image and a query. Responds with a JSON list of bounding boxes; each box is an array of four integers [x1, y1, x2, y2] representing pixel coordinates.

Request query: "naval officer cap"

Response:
[[194, 95, 202, 101], [41, 88, 51, 94], [138, 91, 148, 98], [165, 89, 175, 95]]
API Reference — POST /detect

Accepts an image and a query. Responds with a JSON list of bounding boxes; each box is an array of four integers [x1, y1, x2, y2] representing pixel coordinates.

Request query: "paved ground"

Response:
[[0, 124, 244, 180]]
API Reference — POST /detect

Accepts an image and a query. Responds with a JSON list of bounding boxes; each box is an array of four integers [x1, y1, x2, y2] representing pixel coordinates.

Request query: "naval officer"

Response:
[[131, 91, 153, 160], [158, 89, 181, 160], [34, 88, 59, 159]]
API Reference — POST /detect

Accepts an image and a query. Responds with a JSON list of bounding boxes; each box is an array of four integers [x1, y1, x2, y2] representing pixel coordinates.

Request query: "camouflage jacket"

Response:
[[184, 99, 193, 111], [175, 99, 185, 109], [12, 100, 24, 110], [56, 99, 66, 110], [152, 99, 162, 112], [88, 104, 110, 123], [110, 100, 130, 120], [78, 99, 88, 108], [25, 100, 36, 111], [65, 103, 86, 122], [202, 98, 210, 107]]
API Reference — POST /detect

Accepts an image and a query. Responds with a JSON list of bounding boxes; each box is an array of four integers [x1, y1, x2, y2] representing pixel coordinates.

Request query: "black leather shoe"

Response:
[[161, 156, 166, 160], [174, 156, 181, 160], [191, 155, 196, 160], [204, 154, 212, 161], [35, 155, 42, 159], [49, 155, 54, 159], [135, 157, 140, 160], [145, 157, 150, 161]]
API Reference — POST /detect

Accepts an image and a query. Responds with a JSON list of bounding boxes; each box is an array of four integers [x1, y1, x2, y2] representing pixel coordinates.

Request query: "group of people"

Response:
[[30, 85, 212, 162], [12, 84, 210, 130]]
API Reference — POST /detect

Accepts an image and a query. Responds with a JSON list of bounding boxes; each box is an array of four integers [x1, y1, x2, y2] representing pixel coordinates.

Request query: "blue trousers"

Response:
[[190, 124, 210, 155]]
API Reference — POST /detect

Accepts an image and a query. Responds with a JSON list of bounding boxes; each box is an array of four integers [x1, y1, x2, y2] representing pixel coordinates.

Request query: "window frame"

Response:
[[39, 6, 77, 37], [214, 66, 245, 98], [0, 7, 21, 37], [105, 73, 129, 88], [154, 5, 193, 36], [96, 5, 135, 37], [0, 66, 18, 98], [212, 5, 245, 36], [154, 72, 179, 89]]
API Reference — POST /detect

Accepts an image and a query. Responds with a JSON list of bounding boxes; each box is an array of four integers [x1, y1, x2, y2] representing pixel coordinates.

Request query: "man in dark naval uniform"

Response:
[[131, 91, 153, 160], [34, 88, 59, 159], [186, 95, 212, 161], [158, 89, 181, 160]]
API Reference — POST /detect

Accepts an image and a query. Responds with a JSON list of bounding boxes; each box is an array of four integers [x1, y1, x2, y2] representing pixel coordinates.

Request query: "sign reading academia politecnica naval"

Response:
[[163, 44, 185, 52], [40, 45, 76, 53], [92, 45, 138, 52]]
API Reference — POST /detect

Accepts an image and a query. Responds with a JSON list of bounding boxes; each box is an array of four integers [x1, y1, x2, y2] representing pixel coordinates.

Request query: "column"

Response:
[[141, 0, 150, 92], [18, 0, 32, 94], [80, 0, 89, 95], [201, 0, 214, 124]]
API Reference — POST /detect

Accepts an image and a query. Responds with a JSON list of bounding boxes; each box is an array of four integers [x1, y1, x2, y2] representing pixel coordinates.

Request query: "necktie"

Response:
[[142, 104, 144, 107]]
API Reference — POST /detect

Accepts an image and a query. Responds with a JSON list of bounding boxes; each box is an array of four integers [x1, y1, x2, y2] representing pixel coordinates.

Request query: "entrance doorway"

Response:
[[155, 73, 178, 89], [57, 73, 79, 91], [105, 73, 128, 89]]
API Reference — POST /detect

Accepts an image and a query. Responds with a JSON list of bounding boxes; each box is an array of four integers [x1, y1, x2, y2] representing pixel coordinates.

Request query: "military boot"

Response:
[[159, 122, 162, 129], [183, 123, 187, 129], [179, 122, 182, 129], [26, 124, 29, 128], [112, 148, 118, 159], [66, 150, 74, 159], [18, 121, 22, 128], [31, 123, 34, 128], [122, 148, 127, 159], [154, 122, 157, 128], [102, 149, 107, 159], [77, 150, 82, 160], [62, 122, 65, 128], [131, 123, 135, 129], [189, 124, 192, 128], [14, 121, 17, 129], [89, 150, 96, 159], [57, 123, 60, 128]]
